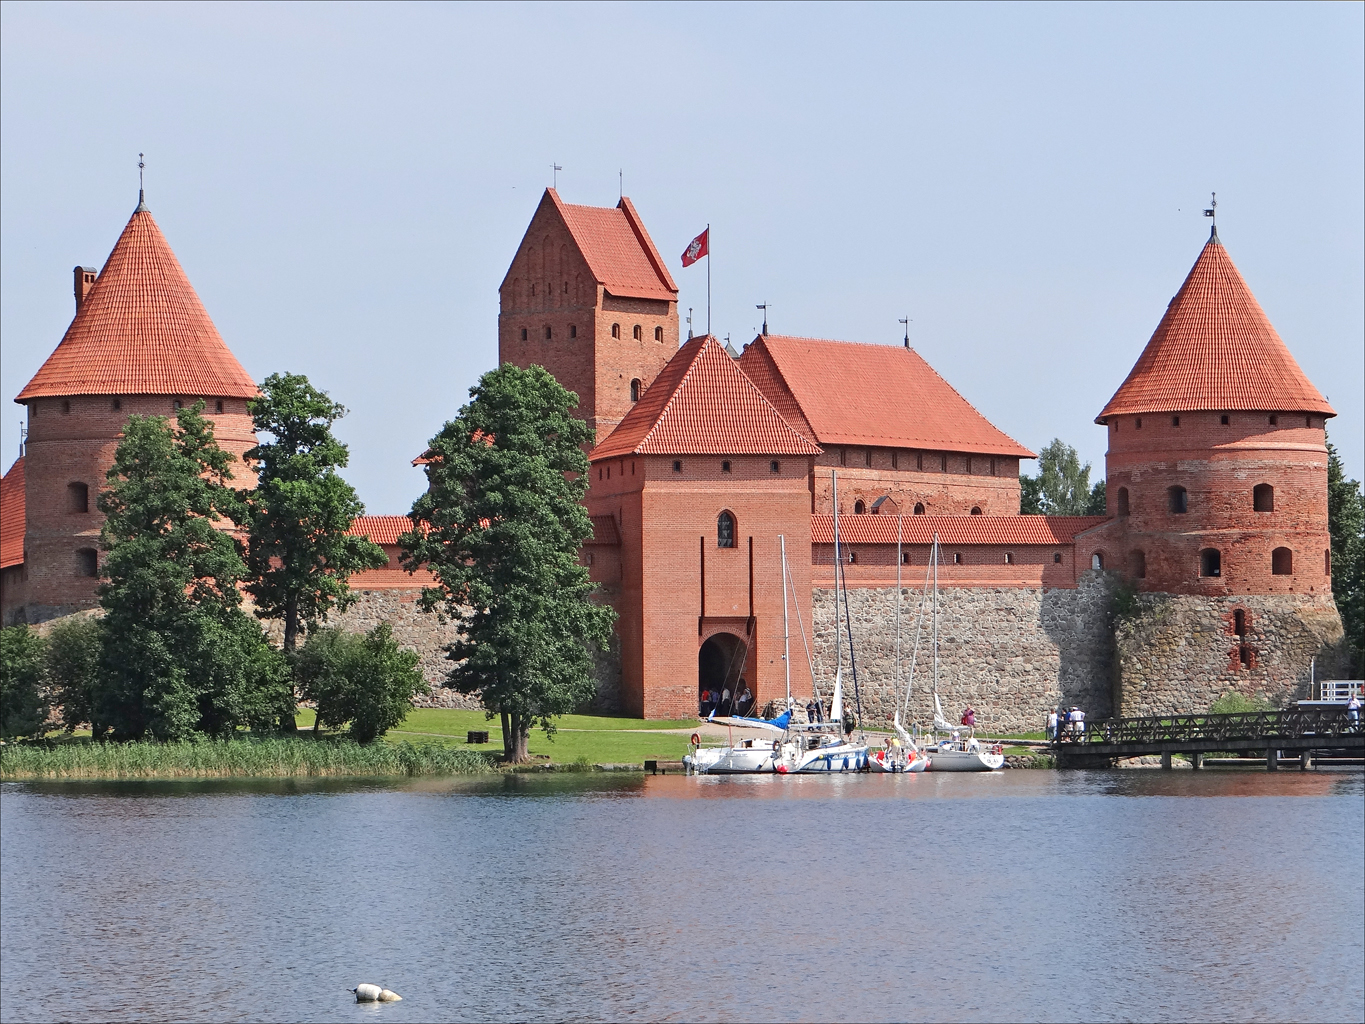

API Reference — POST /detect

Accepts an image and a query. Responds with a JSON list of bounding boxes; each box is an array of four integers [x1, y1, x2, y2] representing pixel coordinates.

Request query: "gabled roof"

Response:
[[590, 336, 822, 460], [347, 515, 414, 546], [1, 457, 24, 568], [739, 335, 1034, 458], [501, 189, 677, 303], [17, 202, 257, 402], [1098, 230, 1334, 422], [812, 514, 1107, 546]]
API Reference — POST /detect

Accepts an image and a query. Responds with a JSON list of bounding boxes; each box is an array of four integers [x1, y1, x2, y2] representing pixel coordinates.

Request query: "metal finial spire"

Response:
[[618, 169, 623, 200], [552, 163, 562, 189], [686, 307, 693, 341], [1203, 191, 1218, 242], [899, 316, 912, 348], [136, 153, 148, 212], [756, 302, 770, 336]]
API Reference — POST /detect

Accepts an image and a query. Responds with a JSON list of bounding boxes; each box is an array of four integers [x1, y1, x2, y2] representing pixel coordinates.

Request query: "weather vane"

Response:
[[1203, 192, 1216, 225], [899, 315, 912, 348], [552, 163, 562, 188], [756, 302, 770, 337], [139, 152, 145, 191]]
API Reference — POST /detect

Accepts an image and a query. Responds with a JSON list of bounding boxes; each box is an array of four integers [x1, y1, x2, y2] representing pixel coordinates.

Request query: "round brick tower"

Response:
[[12, 193, 258, 621], [1094, 226, 1335, 601]]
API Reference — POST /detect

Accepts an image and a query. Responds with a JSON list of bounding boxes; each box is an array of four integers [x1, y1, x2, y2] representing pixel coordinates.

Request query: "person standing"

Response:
[[1047, 709, 1058, 742], [1347, 692, 1360, 725]]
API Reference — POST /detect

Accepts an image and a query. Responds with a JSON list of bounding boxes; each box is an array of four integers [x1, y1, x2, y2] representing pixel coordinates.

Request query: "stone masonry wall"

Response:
[[810, 572, 1119, 735], [1114, 592, 1346, 717]]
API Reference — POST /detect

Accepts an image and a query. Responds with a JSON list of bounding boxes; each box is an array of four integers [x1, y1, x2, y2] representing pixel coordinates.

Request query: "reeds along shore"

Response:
[[0, 737, 498, 779]]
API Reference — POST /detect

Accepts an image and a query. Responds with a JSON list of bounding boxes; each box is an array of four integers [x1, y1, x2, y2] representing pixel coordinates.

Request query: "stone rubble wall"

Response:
[[809, 572, 1120, 735], [1114, 592, 1346, 717]]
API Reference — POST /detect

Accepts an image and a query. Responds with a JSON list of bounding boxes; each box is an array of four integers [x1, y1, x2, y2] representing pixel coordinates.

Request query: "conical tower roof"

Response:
[[17, 201, 256, 402], [1097, 230, 1333, 422]]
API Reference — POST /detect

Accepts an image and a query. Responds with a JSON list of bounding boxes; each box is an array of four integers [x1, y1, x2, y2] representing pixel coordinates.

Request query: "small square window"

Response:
[[1269, 414, 1278, 426], [1171, 416, 1180, 427], [953, 552, 962, 565], [1221, 414, 1229, 425], [722, 460, 732, 473]]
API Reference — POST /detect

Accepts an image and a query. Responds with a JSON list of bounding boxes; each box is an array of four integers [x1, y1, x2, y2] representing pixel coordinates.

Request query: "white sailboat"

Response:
[[921, 534, 1003, 772], [774, 472, 869, 774]]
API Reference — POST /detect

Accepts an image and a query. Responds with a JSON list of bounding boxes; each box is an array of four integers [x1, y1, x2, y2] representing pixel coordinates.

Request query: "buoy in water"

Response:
[[379, 989, 403, 1002], [353, 984, 382, 1002]]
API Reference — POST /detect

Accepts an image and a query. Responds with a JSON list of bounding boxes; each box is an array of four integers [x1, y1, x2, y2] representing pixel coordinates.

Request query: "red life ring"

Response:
[[690, 733, 701, 747]]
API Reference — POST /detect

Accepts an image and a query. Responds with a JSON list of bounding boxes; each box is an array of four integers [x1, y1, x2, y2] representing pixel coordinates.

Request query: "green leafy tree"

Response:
[[1021, 439, 1105, 516], [96, 403, 292, 740], [402, 363, 617, 762], [46, 617, 103, 735], [1, 625, 50, 739], [295, 623, 428, 743], [241, 374, 386, 731], [1327, 439, 1364, 674]]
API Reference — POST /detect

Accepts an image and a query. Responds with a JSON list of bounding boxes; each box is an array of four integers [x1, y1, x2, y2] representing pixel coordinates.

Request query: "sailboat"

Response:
[[921, 534, 1004, 772], [774, 472, 869, 774], [868, 514, 929, 773]]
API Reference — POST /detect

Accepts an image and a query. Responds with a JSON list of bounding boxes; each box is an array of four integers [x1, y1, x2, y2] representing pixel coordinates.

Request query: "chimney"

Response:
[[73, 266, 97, 311]]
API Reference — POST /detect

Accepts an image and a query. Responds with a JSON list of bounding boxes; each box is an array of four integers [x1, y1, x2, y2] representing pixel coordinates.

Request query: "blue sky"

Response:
[[2, 1, 1361, 508]]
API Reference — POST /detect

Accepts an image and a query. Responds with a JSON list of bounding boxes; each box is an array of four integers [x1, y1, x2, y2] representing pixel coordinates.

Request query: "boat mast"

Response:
[[895, 514, 903, 711], [781, 534, 791, 709], [832, 471, 842, 685], [932, 533, 939, 705]]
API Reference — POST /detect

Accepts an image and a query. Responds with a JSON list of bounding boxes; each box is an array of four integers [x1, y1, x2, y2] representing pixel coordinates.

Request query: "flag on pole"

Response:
[[681, 228, 709, 267]]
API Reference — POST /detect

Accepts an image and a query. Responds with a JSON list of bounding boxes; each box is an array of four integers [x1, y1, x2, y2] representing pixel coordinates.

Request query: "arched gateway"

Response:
[[698, 632, 752, 716]]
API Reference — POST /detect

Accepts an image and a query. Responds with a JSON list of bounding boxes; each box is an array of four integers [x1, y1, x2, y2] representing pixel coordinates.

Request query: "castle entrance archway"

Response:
[[699, 632, 751, 717]]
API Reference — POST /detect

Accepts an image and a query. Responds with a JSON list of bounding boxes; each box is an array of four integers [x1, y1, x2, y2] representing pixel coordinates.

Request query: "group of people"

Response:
[[1046, 706, 1086, 741], [700, 684, 753, 718], [805, 697, 826, 723]]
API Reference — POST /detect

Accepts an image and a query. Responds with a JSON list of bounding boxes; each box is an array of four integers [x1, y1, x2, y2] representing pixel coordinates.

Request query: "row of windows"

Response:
[[1116, 414, 1317, 430], [834, 449, 1005, 475], [597, 460, 786, 482], [38, 398, 227, 416], [516, 324, 664, 343], [1117, 483, 1279, 516], [829, 548, 1067, 565], [1090, 547, 1325, 576]]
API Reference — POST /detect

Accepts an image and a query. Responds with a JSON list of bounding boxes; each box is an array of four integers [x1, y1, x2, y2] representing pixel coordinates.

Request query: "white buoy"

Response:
[[353, 984, 383, 1002], [379, 989, 403, 1002]]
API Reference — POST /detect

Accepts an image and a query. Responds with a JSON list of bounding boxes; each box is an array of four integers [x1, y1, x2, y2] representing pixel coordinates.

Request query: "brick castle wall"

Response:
[[812, 449, 1021, 516]]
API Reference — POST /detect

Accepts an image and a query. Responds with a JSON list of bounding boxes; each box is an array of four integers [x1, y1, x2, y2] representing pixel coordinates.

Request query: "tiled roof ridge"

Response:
[[739, 337, 818, 442], [626, 337, 710, 454], [347, 514, 414, 546], [543, 189, 676, 301], [617, 196, 679, 294], [16, 205, 257, 402], [1097, 237, 1333, 421]]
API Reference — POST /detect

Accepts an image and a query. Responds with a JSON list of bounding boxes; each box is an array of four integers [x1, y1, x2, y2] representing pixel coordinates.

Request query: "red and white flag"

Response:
[[681, 228, 709, 267]]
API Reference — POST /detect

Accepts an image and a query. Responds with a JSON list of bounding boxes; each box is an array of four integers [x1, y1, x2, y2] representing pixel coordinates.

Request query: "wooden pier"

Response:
[[1052, 708, 1363, 769]]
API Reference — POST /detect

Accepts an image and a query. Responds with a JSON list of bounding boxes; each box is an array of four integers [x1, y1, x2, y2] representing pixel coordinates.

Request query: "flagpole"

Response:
[[706, 223, 711, 337]]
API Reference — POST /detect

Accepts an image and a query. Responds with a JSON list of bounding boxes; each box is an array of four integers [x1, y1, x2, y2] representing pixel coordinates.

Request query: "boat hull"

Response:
[[776, 744, 869, 773], [868, 749, 928, 773], [684, 746, 777, 774], [925, 748, 1004, 771]]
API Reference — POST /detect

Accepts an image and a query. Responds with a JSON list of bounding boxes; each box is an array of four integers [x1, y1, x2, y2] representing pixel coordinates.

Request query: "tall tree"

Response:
[[0, 626, 50, 740], [1021, 439, 1105, 516], [96, 403, 291, 740], [1327, 438, 1364, 674], [402, 364, 616, 762], [242, 374, 387, 660]]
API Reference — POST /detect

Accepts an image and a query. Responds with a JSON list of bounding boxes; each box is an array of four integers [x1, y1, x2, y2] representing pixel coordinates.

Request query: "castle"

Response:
[[0, 189, 1346, 730]]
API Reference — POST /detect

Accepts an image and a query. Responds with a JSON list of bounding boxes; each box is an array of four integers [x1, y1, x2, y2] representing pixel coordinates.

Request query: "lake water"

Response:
[[2, 769, 1362, 1023]]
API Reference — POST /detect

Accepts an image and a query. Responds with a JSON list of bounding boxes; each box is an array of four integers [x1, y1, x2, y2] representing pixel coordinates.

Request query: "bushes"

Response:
[[46, 617, 102, 733], [1209, 691, 1272, 715], [1, 626, 50, 739], [296, 624, 429, 743]]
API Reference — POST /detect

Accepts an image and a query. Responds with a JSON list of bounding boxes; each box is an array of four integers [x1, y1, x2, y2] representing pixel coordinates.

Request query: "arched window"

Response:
[[1091, 552, 1104, 570], [111, 398, 122, 411], [970, 506, 982, 515], [630, 379, 640, 403], [770, 460, 780, 474], [655, 326, 663, 342], [76, 548, 98, 578], [1199, 548, 1221, 577], [1233, 609, 1246, 636], [854, 500, 866, 515], [1117, 487, 1129, 516], [611, 323, 621, 339], [913, 503, 925, 515], [672, 460, 682, 473], [1053, 552, 1062, 564], [1168, 486, 1188, 514], [633, 324, 642, 340], [67, 482, 89, 514], [173, 399, 183, 411], [1131, 549, 1146, 578], [717, 511, 735, 548], [1239, 645, 1253, 669], [722, 461, 732, 474], [1253, 484, 1274, 512], [1272, 547, 1293, 575]]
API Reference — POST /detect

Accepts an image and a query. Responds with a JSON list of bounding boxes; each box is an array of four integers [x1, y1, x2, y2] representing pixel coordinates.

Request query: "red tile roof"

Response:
[[812, 514, 1107, 546], [548, 190, 677, 302], [347, 515, 414, 546], [590, 336, 823, 460], [1098, 231, 1334, 421], [17, 204, 257, 402], [739, 336, 1034, 458], [0, 457, 24, 569]]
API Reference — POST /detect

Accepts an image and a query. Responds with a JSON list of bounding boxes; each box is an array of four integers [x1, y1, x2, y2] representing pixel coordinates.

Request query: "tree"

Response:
[[1327, 438, 1364, 675], [96, 403, 293, 740], [46, 617, 103, 735], [402, 363, 617, 762], [295, 624, 428, 743], [242, 374, 386, 657], [1020, 439, 1105, 516], [1, 626, 49, 739]]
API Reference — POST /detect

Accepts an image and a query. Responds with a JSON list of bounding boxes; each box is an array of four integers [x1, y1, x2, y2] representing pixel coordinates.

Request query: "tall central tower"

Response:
[[498, 189, 679, 443]]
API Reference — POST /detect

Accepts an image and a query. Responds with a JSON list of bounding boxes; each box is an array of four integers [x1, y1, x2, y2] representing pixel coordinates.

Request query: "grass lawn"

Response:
[[295, 707, 700, 764]]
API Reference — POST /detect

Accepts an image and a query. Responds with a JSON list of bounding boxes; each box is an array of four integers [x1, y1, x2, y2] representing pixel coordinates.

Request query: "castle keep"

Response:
[[1, 191, 1346, 729]]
